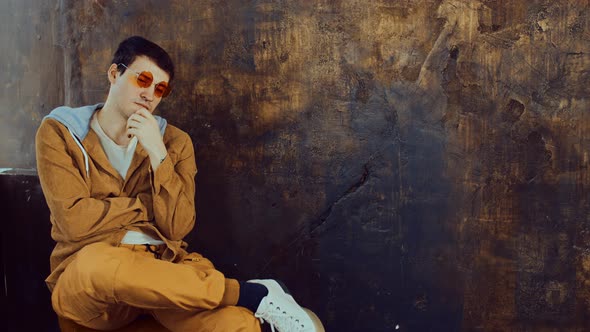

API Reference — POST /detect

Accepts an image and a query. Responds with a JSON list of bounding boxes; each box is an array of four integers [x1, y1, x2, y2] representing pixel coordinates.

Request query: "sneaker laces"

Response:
[[254, 297, 308, 332]]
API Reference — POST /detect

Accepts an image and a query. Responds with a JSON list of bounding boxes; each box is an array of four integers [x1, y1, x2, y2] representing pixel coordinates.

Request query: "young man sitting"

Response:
[[36, 35, 324, 332]]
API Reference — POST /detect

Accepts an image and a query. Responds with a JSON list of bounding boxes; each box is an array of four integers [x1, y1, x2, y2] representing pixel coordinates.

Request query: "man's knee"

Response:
[[52, 243, 131, 325]]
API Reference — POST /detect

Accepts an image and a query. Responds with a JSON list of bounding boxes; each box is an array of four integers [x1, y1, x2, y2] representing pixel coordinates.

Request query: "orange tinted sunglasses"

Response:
[[118, 63, 171, 98]]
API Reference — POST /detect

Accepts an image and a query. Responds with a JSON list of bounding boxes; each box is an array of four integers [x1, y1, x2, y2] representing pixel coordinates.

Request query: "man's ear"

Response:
[[107, 63, 119, 84]]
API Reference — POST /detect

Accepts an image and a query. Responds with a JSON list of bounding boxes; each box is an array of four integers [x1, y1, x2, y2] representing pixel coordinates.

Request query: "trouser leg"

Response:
[[51, 242, 238, 330], [152, 306, 261, 332]]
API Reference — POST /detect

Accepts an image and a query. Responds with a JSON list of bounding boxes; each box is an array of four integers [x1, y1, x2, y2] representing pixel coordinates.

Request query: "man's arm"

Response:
[[36, 119, 152, 242], [149, 130, 197, 241], [127, 109, 197, 241]]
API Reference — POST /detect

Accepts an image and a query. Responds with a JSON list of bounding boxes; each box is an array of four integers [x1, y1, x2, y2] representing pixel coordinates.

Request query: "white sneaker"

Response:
[[248, 279, 325, 332]]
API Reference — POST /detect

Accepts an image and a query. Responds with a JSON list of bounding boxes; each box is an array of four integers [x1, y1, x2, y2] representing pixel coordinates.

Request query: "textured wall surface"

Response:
[[0, 0, 63, 168], [2, 0, 590, 331]]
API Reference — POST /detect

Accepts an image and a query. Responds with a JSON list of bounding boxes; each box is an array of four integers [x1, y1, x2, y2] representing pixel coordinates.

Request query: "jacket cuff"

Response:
[[150, 154, 173, 194]]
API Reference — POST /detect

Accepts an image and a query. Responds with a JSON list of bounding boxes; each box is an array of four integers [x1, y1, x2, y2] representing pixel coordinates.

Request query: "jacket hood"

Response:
[[44, 103, 167, 140]]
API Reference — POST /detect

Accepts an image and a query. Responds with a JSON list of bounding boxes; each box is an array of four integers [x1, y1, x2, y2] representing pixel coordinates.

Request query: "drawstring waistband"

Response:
[[144, 244, 162, 259], [118, 243, 165, 259]]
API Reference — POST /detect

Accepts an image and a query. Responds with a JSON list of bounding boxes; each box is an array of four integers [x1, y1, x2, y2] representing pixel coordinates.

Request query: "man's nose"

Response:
[[140, 86, 155, 101]]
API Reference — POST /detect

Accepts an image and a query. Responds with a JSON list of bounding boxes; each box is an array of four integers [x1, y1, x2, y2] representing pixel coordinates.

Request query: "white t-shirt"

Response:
[[91, 113, 164, 245]]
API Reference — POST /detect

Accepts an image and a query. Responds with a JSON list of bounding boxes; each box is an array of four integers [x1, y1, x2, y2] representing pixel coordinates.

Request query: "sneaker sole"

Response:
[[303, 308, 325, 332], [273, 281, 324, 331], [249, 279, 326, 331]]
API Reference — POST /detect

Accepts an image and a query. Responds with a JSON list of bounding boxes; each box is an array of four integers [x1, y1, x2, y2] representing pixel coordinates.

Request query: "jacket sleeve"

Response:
[[36, 119, 152, 242], [149, 131, 197, 241]]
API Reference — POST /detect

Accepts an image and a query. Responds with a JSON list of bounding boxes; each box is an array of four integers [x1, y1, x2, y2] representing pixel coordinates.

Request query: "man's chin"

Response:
[[123, 109, 136, 118]]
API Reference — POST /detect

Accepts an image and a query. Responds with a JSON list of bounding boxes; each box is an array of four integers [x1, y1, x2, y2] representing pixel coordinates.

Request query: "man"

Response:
[[36, 36, 324, 332]]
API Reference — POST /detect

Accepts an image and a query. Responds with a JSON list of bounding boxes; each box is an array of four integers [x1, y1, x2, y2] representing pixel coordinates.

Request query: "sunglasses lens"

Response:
[[136, 72, 153, 88], [155, 83, 171, 98]]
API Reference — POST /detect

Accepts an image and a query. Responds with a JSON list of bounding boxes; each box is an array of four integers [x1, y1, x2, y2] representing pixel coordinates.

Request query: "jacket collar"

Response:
[[45, 103, 168, 180]]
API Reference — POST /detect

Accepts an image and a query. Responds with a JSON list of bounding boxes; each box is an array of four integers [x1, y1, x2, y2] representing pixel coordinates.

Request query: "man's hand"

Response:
[[127, 109, 167, 170]]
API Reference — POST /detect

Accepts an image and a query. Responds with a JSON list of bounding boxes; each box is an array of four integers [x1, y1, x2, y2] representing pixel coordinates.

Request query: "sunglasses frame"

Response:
[[117, 63, 171, 98]]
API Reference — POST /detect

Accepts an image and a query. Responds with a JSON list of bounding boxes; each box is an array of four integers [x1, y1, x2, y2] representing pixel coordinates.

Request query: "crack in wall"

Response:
[[311, 163, 371, 233], [258, 162, 372, 274]]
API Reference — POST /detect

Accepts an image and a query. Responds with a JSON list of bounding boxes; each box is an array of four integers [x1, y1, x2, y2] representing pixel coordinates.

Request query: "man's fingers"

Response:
[[135, 108, 154, 119], [126, 127, 138, 138], [127, 119, 143, 128], [128, 114, 145, 123], [127, 118, 141, 129]]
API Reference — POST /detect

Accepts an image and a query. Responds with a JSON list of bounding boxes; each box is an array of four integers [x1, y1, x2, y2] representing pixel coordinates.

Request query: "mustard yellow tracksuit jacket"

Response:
[[36, 103, 197, 291]]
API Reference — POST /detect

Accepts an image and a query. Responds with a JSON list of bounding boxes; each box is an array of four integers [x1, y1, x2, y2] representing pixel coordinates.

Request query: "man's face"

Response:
[[107, 56, 170, 118]]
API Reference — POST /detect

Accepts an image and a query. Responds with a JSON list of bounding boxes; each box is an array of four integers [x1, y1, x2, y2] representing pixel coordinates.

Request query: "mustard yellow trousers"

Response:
[[51, 242, 261, 332]]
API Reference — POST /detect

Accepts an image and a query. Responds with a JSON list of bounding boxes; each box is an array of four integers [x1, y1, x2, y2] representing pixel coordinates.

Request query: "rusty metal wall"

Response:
[[2, 0, 590, 331]]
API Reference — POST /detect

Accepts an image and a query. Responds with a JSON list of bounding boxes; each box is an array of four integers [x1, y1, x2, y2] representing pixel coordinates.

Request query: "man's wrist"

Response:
[[148, 148, 168, 170], [147, 143, 168, 164]]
